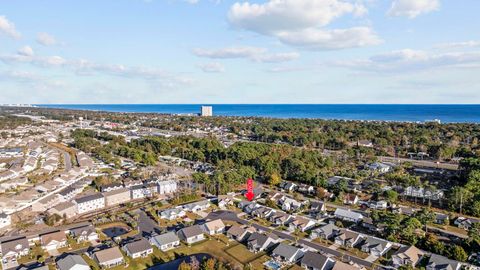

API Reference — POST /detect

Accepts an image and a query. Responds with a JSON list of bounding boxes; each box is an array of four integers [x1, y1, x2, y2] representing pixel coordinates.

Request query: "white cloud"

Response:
[[388, 0, 440, 18], [197, 62, 225, 73], [227, 0, 378, 50], [0, 48, 192, 87], [36, 32, 58, 46], [276, 27, 382, 50], [17, 46, 34, 57], [0, 15, 21, 39], [193, 46, 266, 59], [332, 49, 480, 72], [435, 41, 480, 50], [193, 46, 299, 63]]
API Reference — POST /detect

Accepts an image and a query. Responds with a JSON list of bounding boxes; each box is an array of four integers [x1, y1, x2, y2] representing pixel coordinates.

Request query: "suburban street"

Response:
[[206, 210, 384, 270]]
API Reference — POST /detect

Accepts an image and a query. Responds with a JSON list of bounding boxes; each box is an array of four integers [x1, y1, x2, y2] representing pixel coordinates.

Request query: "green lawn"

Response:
[[224, 243, 265, 264]]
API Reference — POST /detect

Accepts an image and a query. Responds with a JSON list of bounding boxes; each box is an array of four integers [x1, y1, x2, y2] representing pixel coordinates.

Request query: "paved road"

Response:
[[207, 211, 384, 270]]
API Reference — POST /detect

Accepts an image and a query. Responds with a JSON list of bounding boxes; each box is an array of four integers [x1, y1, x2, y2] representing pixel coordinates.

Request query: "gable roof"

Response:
[[301, 251, 332, 269], [0, 236, 29, 255], [427, 254, 461, 270], [203, 219, 225, 231], [124, 239, 152, 254], [394, 245, 425, 265], [334, 208, 363, 220], [57, 254, 89, 270], [152, 231, 179, 245], [94, 247, 124, 264], [272, 243, 301, 259], [361, 236, 390, 251], [75, 193, 104, 204], [332, 261, 359, 270], [227, 225, 246, 237], [41, 231, 66, 245], [178, 225, 204, 238]]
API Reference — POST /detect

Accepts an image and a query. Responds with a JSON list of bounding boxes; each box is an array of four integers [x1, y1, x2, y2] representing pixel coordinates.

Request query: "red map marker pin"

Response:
[[246, 178, 254, 201]]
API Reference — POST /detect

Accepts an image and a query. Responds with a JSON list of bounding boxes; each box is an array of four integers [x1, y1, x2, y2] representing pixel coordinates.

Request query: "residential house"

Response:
[[0, 212, 11, 229], [393, 206, 418, 216], [247, 232, 279, 253], [182, 200, 210, 213], [334, 229, 363, 248], [202, 219, 226, 235], [282, 197, 303, 212], [150, 232, 180, 251], [454, 217, 480, 230], [332, 261, 360, 270], [122, 239, 153, 259], [327, 176, 352, 187], [271, 243, 304, 263], [70, 225, 98, 243], [177, 225, 205, 244], [157, 180, 177, 195], [289, 216, 316, 232], [310, 224, 340, 240], [58, 186, 82, 202], [100, 183, 124, 193], [0, 236, 30, 260], [426, 254, 461, 270], [310, 201, 326, 213], [298, 184, 315, 195], [343, 194, 359, 205], [47, 201, 77, 219], [130, 185, 148, 200], [40, 231, 67, 251], [94, 247, 125, 268], [334, 208, 364, 223], [56, 254, 90, 270], [238, 201, 258, 214], [301, 251, 335, 270], [159, 208, 186, 220], [252, 206, 275, 219], [392, 245, 426, 268], [74, 193, 105, 214], [361, 217, 379, 232], [103, 188, 131, 207], [435, 213, 449, 225], [360, 236, 392, 257], [269, 212, 293, 226], [226, 225, 254, 242], [366, 162, 392, 173], [279, 181, 298, 192], [369, 200, 388, 210]]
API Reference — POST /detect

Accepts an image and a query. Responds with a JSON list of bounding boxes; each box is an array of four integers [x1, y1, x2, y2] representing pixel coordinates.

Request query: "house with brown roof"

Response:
[[40, 231, 67, 251], [103, 188, 131, 207], [177, 225, 205, 244], [343, 193, 359, 205], [392, 245, 426, 268], [47, 201, 77, 219], [334, 229, 363, 248], [94, 247, 125, 268]]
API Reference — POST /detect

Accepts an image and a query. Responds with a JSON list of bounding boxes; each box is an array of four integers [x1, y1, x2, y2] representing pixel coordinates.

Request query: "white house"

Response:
[[57, 254, 90, 270], [334, 208, 364, 223], [150, 232, 180, 251], [177, 225, 205, 244], [157, 180, 177, 194], [74, 193, 105, 214], [271, 243, 304, 263], [202, 219, 226, 235], [159, 208, 186, 220], [0, 212, 12, 229], [122, 239, 153, 259]]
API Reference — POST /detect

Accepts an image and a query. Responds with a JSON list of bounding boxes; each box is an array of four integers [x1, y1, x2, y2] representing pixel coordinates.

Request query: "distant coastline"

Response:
[[32, 104, 480, 123]]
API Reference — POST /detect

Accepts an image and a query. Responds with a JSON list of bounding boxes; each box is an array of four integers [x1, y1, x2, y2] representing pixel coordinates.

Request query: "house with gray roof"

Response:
[[74, 193, 105, 214], [392, 245, 426, 268], [0, 236, 30, 260], [70, 225, 98, 243], [334, 229, 363, 248], [226, 225, 254, 242], [271, 243, 304, 263], [247, 232, 279, 253], [159, 208, 186, 220], [426, 254, 461, 270], [310, 223, 340, 240], [150, 231, 180, 251], [334, 208, 363, 223], [177, 225, 205, 244], [182, 200, 210, 212], [56, 254, 90, 270], [94, 246, 125, 268], [360, 236, 392, 257], [301, 251, 335, 270], [122, 239, 153, 259]]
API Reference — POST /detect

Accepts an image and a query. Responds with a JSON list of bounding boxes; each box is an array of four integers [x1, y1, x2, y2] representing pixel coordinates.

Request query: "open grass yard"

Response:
[[224, 243, 266, 264], [337, 246, 369, 259], [248, 254, 271, 270]]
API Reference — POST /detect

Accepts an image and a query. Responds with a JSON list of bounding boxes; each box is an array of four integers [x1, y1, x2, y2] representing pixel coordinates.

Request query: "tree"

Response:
[[415, 208, 435, 233], [450, 245, 468, 262], [268, 172, 281, 186], [383, 190, 399, 204], [178, 261, 192, 270], [201, 258, 216, 270]]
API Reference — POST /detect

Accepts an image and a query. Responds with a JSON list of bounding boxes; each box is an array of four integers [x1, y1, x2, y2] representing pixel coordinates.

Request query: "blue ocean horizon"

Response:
[[36, 104, 480, 123]]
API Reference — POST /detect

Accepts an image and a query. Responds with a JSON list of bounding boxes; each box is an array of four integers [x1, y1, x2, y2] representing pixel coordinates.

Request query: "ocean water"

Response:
[[36, 104, 480, 123]]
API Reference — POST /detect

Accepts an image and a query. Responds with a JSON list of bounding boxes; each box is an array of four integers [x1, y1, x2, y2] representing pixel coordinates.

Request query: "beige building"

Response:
[[47, 201, 77, 219], [103, 188, 131, 207]]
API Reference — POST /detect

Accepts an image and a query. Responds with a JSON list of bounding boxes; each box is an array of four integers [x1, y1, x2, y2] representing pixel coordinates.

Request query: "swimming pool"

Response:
[[264, 260, 282, 270]]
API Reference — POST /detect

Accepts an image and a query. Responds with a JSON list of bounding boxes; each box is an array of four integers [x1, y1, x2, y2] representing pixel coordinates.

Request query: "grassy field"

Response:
[[224, 243, 265, 264]]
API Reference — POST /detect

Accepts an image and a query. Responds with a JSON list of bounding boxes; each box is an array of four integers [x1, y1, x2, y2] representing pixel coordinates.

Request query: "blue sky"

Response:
[[0, 0, 479, 104]]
